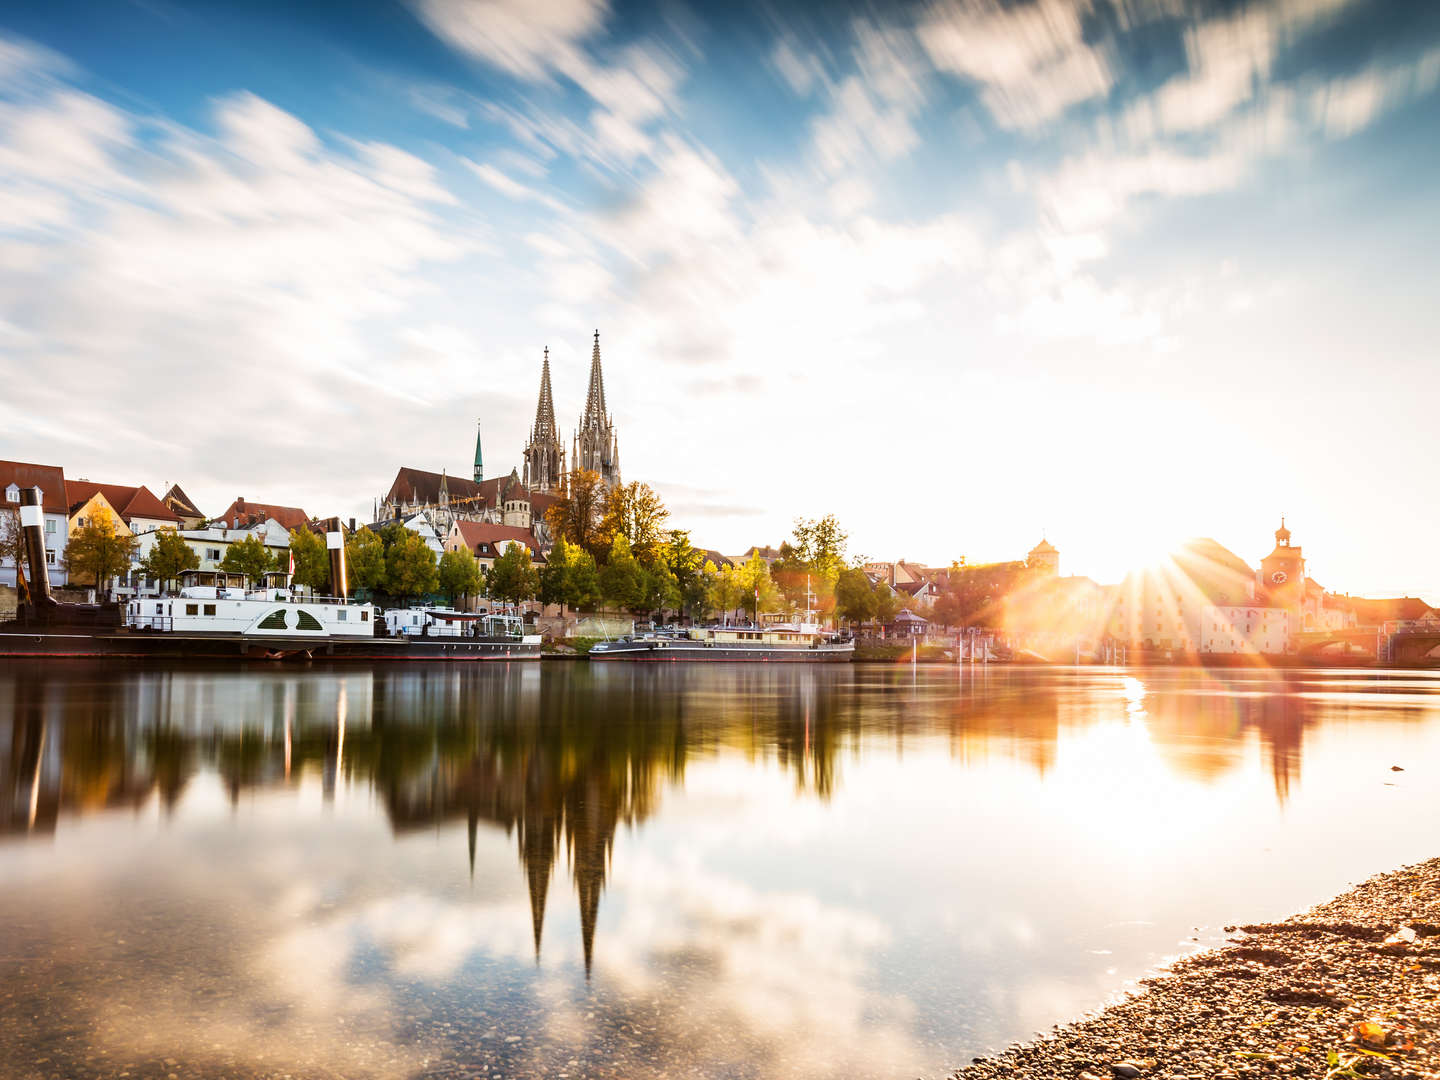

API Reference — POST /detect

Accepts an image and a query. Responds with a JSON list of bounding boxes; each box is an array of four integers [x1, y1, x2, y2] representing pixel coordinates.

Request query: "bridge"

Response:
[[1297, 621, 1440, 663]]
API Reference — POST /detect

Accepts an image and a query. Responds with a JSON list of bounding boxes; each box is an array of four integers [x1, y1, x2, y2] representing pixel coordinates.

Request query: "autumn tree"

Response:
[[933, 561, 1029, 628], [141, 529, 199, 592], [438, 547, 484, 606], [487, 542, 538, 606], [544, 469, 607, 556], [385, 531, 438, 604], [660, 530, 708, 620], [286, 527, 330, 593], [599, 481, 669, 566], [345, 527, 387, 593], [0, 506, 23, 574], [66, 517, 139, 593], [219, 534, 273, 587]]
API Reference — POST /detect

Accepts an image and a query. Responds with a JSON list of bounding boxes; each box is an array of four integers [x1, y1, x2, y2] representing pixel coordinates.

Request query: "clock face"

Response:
[[1270, 570, 1288, 585]]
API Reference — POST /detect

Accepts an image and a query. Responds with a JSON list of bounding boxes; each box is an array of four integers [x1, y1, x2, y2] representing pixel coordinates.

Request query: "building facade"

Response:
[[1, 460, 70, 588]]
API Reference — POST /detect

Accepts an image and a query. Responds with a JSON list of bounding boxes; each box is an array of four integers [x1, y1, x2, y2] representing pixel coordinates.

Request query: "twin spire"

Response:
[[521, 330, 620, 493]]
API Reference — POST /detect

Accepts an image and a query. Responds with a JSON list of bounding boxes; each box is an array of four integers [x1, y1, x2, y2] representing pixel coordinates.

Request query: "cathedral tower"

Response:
[[523, 347, 565, 493], [574, 330, 621, 489]]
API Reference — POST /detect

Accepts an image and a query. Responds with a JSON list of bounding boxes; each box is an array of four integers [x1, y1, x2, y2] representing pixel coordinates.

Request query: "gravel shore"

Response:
[[951, 858, 1440, 1080]]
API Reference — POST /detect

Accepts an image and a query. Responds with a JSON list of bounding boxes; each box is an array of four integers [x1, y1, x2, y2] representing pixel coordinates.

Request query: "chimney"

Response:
[[18, 487, 56, 618], [324, 517, 348, 601]]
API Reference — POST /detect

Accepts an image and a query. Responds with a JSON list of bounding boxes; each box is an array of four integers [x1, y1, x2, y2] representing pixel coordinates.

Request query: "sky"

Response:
[[1, 0, 1438, 597]]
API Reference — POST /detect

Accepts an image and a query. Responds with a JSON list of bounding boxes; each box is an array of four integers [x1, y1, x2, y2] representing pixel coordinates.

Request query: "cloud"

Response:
[[919, 0, 1112, 131], [410, 0, 608, 81], [465, 157, 568, 212]]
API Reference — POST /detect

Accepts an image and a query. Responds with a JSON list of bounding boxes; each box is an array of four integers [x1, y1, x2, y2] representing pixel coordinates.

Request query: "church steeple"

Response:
[[523, 347, 565, 493], [473, 419, 483, 484], [575, 329, 620, 489]]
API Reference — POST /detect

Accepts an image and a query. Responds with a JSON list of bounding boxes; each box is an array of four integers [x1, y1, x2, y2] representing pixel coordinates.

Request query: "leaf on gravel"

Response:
[[1351, 1020, 1386, 1047]]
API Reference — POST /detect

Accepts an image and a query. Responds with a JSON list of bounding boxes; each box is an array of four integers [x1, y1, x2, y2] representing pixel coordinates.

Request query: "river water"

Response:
[[1, 662, 1437, 1080]]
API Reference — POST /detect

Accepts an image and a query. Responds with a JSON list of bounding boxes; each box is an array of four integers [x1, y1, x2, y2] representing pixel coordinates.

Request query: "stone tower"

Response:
[[523, 347, 565, 493], [1028, 537, 1059, 576], [1259, 517, 1305, 615], [574, 330, 621, 489]]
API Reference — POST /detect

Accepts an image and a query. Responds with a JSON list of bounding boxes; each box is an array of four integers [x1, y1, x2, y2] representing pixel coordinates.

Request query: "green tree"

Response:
[[834, 566, 878, 625], [385, 530, 439, 603], [219, 533, 273, 587], [286, 527, 330, 593], [346, 527, 387, 593], [934, 561, 1030, 628], [66, 516, 139, 592], [686, 560, 719, 622], [565, 546, 602, 610], [438, 547, 484, 605], [141, 529, 200, 593], [487, 542, 538, 605], [538, 537, 571, 607], [598, 534, 643, 610]]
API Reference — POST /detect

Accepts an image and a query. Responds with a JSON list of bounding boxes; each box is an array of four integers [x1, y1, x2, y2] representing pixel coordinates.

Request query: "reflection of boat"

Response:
[[590, 614, 854, 662]]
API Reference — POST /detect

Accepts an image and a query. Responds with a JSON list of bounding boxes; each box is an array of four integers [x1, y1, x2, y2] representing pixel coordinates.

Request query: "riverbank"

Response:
[[951, 858, 1440, 1080]]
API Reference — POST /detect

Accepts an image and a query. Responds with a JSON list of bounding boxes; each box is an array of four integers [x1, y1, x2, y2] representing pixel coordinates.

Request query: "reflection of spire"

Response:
[[578, 863, 601, 977], [468, 806, 477, 881], [526, 846, 551, 962]]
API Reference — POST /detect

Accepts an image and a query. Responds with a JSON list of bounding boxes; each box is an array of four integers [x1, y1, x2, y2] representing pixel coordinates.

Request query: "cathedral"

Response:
[[513, 329, 622, 494], [379, 330, 622, 544]]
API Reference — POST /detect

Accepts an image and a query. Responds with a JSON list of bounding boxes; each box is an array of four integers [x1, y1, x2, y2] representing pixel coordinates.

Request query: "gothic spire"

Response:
[[472, 419, 483, 484], [583, 330, 607, 425], [533, 347, 557, 440]]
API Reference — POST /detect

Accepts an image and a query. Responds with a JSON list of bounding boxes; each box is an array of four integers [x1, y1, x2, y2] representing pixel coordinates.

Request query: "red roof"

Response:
[[450, 521, 542, 559], [0, 460, 68, 513], [214, 497, 310, 531], [67, 480, 181, 524], [162, 484, 205, 520]]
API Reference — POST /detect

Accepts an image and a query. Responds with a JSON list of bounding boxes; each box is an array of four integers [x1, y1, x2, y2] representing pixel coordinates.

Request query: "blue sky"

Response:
[[1, 0, 1438, 595]]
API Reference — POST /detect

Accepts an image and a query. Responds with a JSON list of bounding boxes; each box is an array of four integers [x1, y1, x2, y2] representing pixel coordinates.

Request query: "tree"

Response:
[[438, 547, 484, 606], [565, 547, 602, 610], [599, 481, 669, 566], [142, 529, 199, 593], [286, 527, 330, 593], [834, 566, 878, 625], [65, 516, 140, 593], [660, 530, 707, 616], [933, 561, 1029, 628], [346, 527, 387, 593], [0, 506, 27, 577], [544, 469, 607, 556], [385, 531, 439, 604], [598, 534, 643, 610], [791, 515, 848, 578], [638, 563, 680, 619], [219, 533, 273, 587], [487, 542, 538, 606]]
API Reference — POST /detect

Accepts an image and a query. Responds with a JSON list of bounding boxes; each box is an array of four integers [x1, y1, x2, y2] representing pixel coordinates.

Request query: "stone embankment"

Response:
[[952, 858, 1440, 1080]]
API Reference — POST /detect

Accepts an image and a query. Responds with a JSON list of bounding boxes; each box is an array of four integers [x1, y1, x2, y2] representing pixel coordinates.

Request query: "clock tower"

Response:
[[1258, 518, 1305, 614]]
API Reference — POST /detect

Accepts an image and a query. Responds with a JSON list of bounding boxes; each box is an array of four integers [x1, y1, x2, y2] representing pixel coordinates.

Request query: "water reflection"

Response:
[[1, 663, 1437, 1079]]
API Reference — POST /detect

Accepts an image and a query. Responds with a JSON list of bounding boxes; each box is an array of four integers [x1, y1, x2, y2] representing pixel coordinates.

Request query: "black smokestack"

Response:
[[324, 518, 348, 601], [19, 487, 56, 618]]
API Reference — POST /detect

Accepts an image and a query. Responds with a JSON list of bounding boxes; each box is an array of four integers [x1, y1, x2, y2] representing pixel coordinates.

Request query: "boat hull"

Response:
[[589, 641, 853, 662], [0, 628, 541, 661]]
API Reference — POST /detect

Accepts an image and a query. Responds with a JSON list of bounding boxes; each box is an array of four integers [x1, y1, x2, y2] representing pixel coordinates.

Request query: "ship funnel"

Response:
[[324, 518, 349, 601], [18, 487, 57, 618]]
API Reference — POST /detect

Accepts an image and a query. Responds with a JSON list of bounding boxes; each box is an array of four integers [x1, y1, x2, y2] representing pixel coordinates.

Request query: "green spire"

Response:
[[473, 418, 483, 483]]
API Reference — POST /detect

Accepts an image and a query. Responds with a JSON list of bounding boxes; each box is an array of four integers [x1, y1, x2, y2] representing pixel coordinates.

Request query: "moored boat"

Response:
[[589, 614, 854, 662]]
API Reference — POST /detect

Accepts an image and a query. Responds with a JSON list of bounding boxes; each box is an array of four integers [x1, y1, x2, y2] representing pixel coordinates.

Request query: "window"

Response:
[[45, 518, 55, 534], [185, 603, 199, 615], [155, 603, 164, 614], [47, 551, 56, 564], [296, 611, 323, 631], [258, 610, 288, 630], [206, 548, 221, 561], [3, 483, 16, 501], [203, 604, 216, 616], [361, 610, 369, 622], [336, 609, 347, 621]]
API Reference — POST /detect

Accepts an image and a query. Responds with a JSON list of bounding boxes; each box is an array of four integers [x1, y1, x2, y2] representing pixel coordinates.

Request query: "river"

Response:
[[1, 661, 1437, 1079]]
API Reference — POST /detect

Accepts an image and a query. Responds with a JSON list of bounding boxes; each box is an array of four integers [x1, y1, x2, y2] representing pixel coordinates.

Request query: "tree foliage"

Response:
[[218, 533, 273, 586], [385, 531, 439, 603], [544, 469, 607, 555], [286, 527, 330, 592], [142, 529, 199, 592], [66, 516, 139, 591], [933, 561, 1030, 628], [346, 527, 387, 592], [438, 547, 484, 604], [598, 534, 643, 611], [599, 481, 669, 566], [834, 566, 878, 624], [487, 542, 538, 605]]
